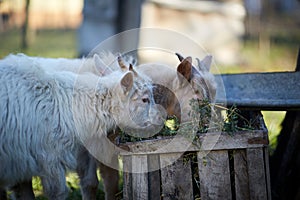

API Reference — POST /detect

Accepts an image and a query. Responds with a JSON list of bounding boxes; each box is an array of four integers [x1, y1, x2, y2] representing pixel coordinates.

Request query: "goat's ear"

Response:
[[177, 56, 192, 81], [117, 55, 128, 71], [196, 55, 212, 71], [120, 71, 133, 93], [93, 54, 112, 76]]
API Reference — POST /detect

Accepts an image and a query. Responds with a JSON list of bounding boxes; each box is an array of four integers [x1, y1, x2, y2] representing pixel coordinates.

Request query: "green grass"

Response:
[[0, 28, 77, 58], [262, 111, 286, 155], [31, 172, 106, 200], [215, 41, 298, 74]]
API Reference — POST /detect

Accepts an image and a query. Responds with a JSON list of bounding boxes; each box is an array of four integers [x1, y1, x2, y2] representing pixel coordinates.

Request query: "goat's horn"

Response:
[[196, 58, 201, 69], [175, 53, 184, 62], [129, 63, 133, 71], [129, 63, 138, 75]]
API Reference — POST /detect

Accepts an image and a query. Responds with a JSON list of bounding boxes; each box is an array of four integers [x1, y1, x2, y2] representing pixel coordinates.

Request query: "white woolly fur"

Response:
[[0, 54, 157, 199]]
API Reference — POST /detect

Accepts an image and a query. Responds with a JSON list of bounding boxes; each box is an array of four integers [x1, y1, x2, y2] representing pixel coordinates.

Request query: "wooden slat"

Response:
[[131, 155, 149, 200], [215, 71, 300, 110], [197, 150, 232, 200], [120, 131, 267, 155], [123, 149, 271, 200], [247, 148, 268, 200], [263, 147, 272, 200], [122, 156, 132, 199], [160, 153, 194, 200], [234, 150, 250, 200], [148, 155, 161, 200]]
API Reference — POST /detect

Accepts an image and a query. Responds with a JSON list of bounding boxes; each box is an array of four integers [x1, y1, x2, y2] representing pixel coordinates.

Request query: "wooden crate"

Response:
[[120, 112, 271, 200]]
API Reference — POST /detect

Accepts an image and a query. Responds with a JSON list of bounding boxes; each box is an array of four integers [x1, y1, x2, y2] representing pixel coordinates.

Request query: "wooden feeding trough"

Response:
[[120, 111, 271, 200], [120, 68, 300, 199]]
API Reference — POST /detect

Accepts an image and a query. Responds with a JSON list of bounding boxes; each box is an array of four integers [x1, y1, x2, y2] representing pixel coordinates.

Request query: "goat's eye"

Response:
[[142, 98, 150, 103]]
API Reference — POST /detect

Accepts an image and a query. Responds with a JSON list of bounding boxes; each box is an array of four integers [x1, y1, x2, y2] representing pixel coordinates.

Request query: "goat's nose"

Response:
[[149, 104, 167, 125], [193, 94, 200, 100]]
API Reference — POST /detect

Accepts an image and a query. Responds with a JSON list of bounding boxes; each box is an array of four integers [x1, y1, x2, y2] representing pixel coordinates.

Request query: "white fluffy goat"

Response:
[[0, 54, 163, 199], [6, 52, 133, 76]]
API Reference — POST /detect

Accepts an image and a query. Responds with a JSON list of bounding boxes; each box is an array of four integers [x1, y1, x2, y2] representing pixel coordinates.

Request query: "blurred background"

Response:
[[0, 0, 299, 69], [0, 0, 299, 199]]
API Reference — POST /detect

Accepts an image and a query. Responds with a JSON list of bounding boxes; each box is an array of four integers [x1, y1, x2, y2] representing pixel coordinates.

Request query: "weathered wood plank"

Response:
[[247, 148, 268, 200], [123, 148, 270, 200], [160, 153, 194, 200], [197, 150, 232, 200], [131, 155, 149, 200], [263, 147, 272, 200], [148, 154, 161, 200], [122, 156, 132, 199], [120, 131, 267, 155], [233, 150, 250, 200], [214, 71, 300, 110]]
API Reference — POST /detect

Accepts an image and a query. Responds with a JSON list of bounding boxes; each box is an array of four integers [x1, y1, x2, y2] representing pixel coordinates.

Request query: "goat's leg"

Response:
[[41, 165, 69, 200], [99, 154, 119, 200], [0, 188, 7, 200], [11, 180, 35, 200], [77, 147, 99, 200]]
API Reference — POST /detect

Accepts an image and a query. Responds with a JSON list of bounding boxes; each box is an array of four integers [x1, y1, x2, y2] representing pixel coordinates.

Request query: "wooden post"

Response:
[[197, 150, 232, 200], [234, 150, 250, 200], [123, 156, 132, 199], [160, 153, 194, 200], [21, 0, 30, 49], [247, 148, 269, 200], [148, 155, 161, 200], [131, 155, 149, 200]]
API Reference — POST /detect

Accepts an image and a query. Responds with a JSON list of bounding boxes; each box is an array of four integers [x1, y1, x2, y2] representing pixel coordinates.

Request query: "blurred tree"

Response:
[[77, 0, 144, 57], [21, 0, 30, 49]]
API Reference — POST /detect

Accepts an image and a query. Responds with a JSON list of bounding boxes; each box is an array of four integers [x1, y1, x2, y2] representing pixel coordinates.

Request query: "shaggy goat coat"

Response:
[[0, 55, 160, 199], [0, 53, 216, 199]]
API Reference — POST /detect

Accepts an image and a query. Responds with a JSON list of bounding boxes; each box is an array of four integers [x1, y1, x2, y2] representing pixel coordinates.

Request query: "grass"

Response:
[[31, 171, 110, 200], [262, 111, 286, 155], [215, 41, 298, 74], [120, 100, 264, 145], [0, 28, 78, 58], [0, 17, 298, 198]]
